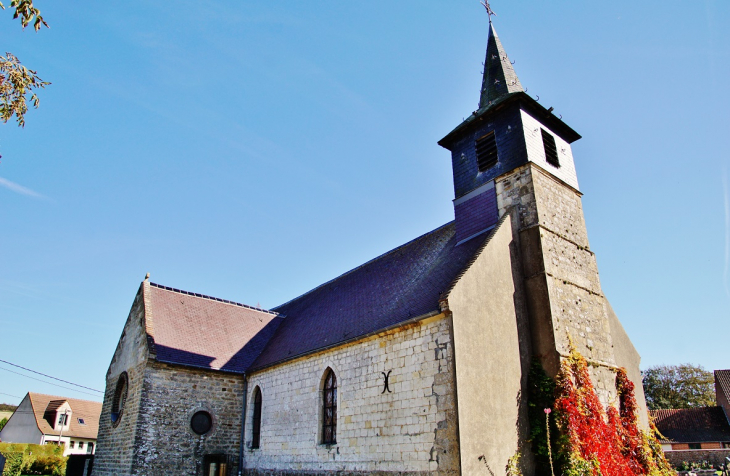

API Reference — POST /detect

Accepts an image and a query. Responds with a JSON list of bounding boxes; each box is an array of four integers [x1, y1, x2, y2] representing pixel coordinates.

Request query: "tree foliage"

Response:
[[642, 364, 715, 410], [0, 416, 7, 431], [0, 0, 49, 127]]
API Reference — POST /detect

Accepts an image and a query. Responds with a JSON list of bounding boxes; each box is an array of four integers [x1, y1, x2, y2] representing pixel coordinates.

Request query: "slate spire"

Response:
[[479, 22, 523, 108]]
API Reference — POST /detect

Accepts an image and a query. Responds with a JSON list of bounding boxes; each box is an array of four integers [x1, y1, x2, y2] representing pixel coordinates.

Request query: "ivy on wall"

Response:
[[529, 345, 675, 476]]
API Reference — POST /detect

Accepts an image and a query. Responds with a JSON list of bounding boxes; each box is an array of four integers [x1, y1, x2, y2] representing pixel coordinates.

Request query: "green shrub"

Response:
[[0, 442, 66, 476]]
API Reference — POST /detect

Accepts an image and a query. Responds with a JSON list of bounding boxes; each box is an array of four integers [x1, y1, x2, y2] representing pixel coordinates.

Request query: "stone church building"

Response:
[[93, 20, 648, 476]]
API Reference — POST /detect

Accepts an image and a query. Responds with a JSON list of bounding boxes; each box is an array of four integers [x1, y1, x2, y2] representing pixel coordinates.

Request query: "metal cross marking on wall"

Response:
[[381, 370, 392, 394]]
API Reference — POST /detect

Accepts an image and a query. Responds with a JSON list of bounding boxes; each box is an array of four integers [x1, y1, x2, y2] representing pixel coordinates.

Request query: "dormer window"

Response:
[[475, 131, 498, 171], [541, 129, 560, 168], [57, 413, 68, 426]]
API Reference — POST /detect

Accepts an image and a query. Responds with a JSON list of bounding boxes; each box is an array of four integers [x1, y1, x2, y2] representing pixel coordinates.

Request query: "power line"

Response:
[[0, 391, 22, 399], [0, 358, 102, 393], [0, 366, 102, 398]]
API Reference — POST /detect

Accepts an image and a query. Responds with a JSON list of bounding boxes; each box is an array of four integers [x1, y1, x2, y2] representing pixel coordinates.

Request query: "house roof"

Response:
[[145, 283, 282, 373], [27, 393, 101, 440], [650, 407, 730, 444], [716, 369, 730, 402], [249, 220, 490, 370]]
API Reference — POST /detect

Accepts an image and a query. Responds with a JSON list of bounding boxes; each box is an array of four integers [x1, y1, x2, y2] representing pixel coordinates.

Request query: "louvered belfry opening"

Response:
[[322, 369, 337, 444], [475, 131, 498, 171], [541, 128, 560, 167]]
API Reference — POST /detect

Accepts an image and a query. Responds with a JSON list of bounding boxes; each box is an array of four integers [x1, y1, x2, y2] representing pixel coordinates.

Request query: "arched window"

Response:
[[251, 387, 262, 449], [322, 369, 337, 444]]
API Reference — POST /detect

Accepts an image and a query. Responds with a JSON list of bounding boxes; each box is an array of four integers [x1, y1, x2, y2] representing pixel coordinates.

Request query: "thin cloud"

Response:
[[0, 176, 46, 199]]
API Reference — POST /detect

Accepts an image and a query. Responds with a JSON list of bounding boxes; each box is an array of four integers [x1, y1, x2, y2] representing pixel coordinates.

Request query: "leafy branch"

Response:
[[0, 52, 50, 126], [0, 0, 49, 31]]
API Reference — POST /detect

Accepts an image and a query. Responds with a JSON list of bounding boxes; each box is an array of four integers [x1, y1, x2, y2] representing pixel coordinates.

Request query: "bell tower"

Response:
[[439, 20, 619, 401]]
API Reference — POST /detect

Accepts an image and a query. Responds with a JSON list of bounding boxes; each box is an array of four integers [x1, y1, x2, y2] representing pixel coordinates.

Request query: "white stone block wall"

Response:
[[520, 109, 580, 192], [243, 315, 459, 475]]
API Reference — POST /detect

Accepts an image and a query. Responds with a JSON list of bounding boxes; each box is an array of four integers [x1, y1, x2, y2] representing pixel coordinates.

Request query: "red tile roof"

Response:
[[28, 393, 102, 440], [146, 283, 282, 373], [650, 407, 730, 444]]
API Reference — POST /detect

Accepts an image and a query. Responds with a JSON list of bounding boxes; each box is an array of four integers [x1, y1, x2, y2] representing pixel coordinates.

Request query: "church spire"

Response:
[[479, 22, 523, 108]]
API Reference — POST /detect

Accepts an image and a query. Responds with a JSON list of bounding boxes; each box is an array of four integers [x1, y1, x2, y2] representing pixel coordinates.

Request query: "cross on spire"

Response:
[[481, 0, 496, 22]]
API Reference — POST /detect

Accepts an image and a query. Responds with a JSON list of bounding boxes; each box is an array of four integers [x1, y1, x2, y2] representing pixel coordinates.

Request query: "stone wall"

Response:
[[495, 163, 622, 406], [93, 287, 149, 476], [132, 362, 244, 476], [243, 314, 459, 475], [664, 449, 730, 468]]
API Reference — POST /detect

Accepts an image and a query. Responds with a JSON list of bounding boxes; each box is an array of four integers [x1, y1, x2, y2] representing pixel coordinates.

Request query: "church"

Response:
[[92, 16, 648, 476]]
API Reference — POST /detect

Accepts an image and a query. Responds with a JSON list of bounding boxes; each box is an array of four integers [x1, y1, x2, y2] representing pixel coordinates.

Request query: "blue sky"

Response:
[[0, 1, 728, 404]]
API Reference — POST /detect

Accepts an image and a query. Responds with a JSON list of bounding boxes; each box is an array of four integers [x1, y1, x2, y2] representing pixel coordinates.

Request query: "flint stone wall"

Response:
[[243, 314, 459, 475], [133, 362, 244, 476]]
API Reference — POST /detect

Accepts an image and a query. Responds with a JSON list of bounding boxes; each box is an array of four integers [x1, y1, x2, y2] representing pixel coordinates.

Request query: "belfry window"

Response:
[[251, 387, 262, 449], [541, 128, 560, 168], [475, 131, 498, 171], [322, 369, 337, 444]]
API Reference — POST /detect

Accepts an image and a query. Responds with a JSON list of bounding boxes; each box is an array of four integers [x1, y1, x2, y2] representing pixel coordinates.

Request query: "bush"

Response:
[[0, 442, 66, 476]]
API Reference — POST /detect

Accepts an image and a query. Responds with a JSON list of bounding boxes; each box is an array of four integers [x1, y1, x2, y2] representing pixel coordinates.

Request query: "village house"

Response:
[[0, 393, 101, 457], [92, 17, 649, 476], [650, 370, 730, 468]]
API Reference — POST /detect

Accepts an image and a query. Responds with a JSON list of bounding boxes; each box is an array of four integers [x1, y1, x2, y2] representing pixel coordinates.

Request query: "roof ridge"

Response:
[[29, 392, 100, 405], [149, 282, 280, 316], [271, 221, 456, 312]]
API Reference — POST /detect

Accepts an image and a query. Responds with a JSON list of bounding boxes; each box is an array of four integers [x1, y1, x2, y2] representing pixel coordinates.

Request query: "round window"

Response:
[[111, 372, 129, 427], [191, 411, 213, 435]]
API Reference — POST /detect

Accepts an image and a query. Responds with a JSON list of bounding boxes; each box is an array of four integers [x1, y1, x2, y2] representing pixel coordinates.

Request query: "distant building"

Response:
[[0, 392, 102, 457], [651, 407, 730, 451], [649, 370, 730, 467]]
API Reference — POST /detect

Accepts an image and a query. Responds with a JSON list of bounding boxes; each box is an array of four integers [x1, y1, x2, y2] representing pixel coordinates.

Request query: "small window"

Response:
[[688, 443, 701, 450], [191, 411, 213, 435], [111, 372, 129, 427], [78, 441, 84, 449], [322, 369, 337, 445], [541, 129, 560, 168], [77, 418, 85, 425], [57, 413, 68, 426], [69, 441, 75, 449], [87, 442, 94, 454], [251, 387, 262, 449], [475, 131, 498, 171]]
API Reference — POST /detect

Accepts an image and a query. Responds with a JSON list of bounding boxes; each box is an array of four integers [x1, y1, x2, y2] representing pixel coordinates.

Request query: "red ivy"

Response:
[[553, 347, 675, 476]]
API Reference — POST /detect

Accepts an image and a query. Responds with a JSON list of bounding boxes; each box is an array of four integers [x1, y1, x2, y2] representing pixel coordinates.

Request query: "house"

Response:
[[651, 407, 730, 467], [0, 393, 102, 457], [92, 18, 649, 476]]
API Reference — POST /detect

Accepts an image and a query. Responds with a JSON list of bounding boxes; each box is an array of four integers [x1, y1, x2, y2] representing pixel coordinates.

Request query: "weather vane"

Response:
[[481, 0, 496, 22]]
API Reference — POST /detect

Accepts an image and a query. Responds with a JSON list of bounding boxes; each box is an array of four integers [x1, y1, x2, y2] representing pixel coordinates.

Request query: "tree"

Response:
[[0, 0, 50, 127], [642, 364, 716, 410], [0, 416, 7, 431]]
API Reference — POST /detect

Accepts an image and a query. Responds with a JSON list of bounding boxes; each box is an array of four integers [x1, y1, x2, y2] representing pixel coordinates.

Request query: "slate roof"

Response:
[[716, 370, 730, 402], [650, 407, 730, 444], [28, 393, 101, 440], [250, 221, 490, 370], [480, 22, 523, 108], [146, 283, 282, 373]]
